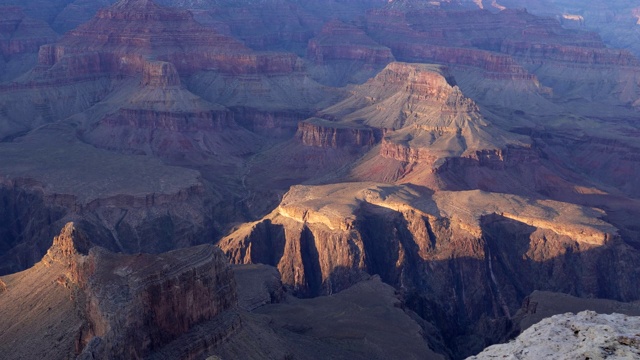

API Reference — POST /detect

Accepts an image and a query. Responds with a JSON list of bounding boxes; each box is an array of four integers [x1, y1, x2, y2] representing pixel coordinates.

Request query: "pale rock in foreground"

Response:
[[468, 311, 640, 360]]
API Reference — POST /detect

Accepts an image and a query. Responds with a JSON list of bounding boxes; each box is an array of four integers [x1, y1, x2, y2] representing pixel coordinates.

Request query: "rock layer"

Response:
[[0, 223, 238, 360], [36, 0, 299, 78], [296, 118, 377, 148], [219, 182, 640, 357]]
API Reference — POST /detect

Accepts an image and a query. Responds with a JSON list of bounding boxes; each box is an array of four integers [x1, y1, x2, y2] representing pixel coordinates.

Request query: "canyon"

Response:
[[1, 0, 640, 359]]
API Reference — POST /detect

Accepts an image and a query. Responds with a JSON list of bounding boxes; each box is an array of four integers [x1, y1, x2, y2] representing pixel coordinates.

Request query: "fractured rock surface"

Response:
[[468, 311, 640, 360]]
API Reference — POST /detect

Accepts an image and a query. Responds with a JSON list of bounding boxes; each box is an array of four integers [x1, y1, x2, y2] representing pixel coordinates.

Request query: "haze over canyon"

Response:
[[1, 0, 640, 359]]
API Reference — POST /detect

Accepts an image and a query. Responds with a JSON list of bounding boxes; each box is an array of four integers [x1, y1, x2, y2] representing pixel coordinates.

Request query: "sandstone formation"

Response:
[[220, 182, 640, 357], [364, 4, 640, 109], [320, 62, 529, 170], [2, 1, 640, 360], [37, 0, 299, 77], [1, 224, 444, 360], [468, 311, 640, 360], [296, 117, 377, 149], [0, 223, 238, 360]]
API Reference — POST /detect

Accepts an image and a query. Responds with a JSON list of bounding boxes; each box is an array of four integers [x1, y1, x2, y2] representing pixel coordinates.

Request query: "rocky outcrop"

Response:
[[296, 118, 377, 148], [469, 311, 640, 360], [78, 239, 237, 359], [80, 60, 263, 159], [0, 223, 238, 360], [220, 182, 640, 357], [319, 62, 529, 170]]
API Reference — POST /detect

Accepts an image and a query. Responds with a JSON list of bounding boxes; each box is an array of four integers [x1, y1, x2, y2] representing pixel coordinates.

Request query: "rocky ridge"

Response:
[[1, 223, 444, 360], [0, 223, 238, 360], [79, 60, 260, 160]]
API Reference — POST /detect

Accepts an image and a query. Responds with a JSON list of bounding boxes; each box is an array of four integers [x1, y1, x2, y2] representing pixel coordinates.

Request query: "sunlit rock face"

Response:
[[220, 182, 640, 357]]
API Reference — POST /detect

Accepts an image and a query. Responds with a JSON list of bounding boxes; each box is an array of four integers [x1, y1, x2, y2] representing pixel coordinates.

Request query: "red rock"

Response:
[[36, 0, 300, 78], [141, 60, 180, 87], [0, 222, 238, 360], [296, 117, 377, 148], [220, 182, 640, 357]]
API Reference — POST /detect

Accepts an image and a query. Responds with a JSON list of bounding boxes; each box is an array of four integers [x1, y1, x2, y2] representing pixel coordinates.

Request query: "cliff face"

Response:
[[0, 223, 238, 360], [79, 242, 237, 359], [296, 118, 377, 148], [219, 182, 640, 357], [363, 5, 640, 107], [0, 122, 229, 275]]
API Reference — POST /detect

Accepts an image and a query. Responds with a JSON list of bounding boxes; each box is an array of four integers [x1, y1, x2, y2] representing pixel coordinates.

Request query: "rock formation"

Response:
[[79, 60, 261, 160], [36, 0, 299, 77], [1, 223, 444, 360], [2, 1, 640, 359], [220, 182, 640, 357], [319, 62, 530, 172], [0, 124, 217, 274], [296, 117, 377, 148], [0, 223, 238, 360], [469, 311, 640, 360]]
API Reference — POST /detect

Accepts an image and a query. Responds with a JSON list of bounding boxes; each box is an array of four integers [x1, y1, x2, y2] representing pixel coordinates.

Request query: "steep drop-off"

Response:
[[220, 182, 640, 357], [0, 223, 238, 360]]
